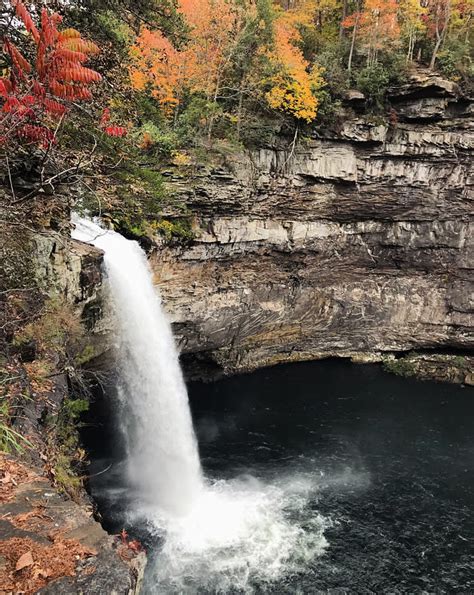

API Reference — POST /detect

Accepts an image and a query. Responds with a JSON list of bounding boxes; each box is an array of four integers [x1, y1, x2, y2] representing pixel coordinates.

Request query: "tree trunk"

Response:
[[430, 0, 451, 69], [407, 29, 414, 62], [207, 73, 222, 143], [339, 0, 348, 40], [348, 14, 358, 71], [173, 104, 179, 129], [430, 34, 443, 69], [236, 80, 244, 141]]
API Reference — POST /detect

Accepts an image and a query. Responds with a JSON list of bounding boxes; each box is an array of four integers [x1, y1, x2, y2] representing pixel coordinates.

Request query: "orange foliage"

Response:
[[129, 0, 322, 122], [129, 0, 244, 109], [129, 27, 181, 110], [363, 0, 400, 46], [178, 0, 240, 97], [343, 0, 400, 64], [265, 9, 322, 122]]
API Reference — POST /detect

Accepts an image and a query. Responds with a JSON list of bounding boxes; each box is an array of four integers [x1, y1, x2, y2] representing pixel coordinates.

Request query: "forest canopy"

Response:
[[0, 0, 472, 232], [104, 0, 474, 139], [1, 0, 472, 150]]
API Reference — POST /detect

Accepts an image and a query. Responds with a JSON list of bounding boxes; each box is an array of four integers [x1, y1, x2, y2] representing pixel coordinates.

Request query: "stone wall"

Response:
[[151, 71, 473, 374]]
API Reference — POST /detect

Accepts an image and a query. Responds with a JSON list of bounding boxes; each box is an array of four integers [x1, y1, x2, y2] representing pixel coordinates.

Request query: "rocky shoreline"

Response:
[[0, 455, 145, 594]]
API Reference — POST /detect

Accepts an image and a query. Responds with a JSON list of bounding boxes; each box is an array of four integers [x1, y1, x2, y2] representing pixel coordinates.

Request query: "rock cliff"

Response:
[[1, 208, 146, 592], [151, 71, 473, 375]]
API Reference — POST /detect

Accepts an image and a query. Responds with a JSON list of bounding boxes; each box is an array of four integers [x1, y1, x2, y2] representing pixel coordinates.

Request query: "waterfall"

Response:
[[72, 215, 329, 592], [72, 216, 202, 516]]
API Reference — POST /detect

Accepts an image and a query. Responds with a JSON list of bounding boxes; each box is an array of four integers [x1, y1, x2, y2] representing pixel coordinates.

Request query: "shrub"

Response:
[[313, 87, 343, 126], [176, 97, 224, 142], [1, 2, 102, 150], [133, 121, 180, 157], [313, 47, 351, 98], [15, 297, 83, 360], [356, 64, 390, 109], [0, 366, 32, 453], [437, 40, 474, 86], [154, 218, 194, 243], [95, 10, 133, 47], [383, 357, 416, 378]]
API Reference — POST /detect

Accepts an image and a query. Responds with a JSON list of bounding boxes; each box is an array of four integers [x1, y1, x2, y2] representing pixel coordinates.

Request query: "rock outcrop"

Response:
[[383, 353, 474, 385], [33, 233, 103, 311], [151, 72, 473, 375], [0, 455, 145, 594]]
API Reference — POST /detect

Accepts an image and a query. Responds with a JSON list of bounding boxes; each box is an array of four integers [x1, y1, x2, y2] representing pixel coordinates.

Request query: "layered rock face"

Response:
[[33, 232, 103, 312], [152, 73, 473, 374]]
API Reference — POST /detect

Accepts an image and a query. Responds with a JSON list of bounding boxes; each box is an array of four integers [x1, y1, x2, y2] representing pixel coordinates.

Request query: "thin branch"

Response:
[[5, 153, 16, 201], [9, 147, 97, 205], [0, 287, 36, 295], [39, 113, 66, 178], [280, 124, 299, 172], [78, 462, 112, 481]]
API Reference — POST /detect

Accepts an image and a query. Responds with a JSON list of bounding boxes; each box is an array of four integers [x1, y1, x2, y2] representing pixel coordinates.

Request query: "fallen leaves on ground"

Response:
[[116, 541, 145, 562], [0, 455, 40, 503], [115, 529, 145, 561], [10, 505, 54, 533], [15, 551, 34, 571], [0, 535, 97, 594]]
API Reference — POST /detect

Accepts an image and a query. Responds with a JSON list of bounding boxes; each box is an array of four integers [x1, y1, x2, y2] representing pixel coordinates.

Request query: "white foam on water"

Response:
[[144, 473, 332, 593]]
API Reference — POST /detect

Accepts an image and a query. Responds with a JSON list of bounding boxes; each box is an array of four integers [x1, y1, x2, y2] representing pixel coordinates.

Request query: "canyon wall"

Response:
[[151, 71, 473, 374]]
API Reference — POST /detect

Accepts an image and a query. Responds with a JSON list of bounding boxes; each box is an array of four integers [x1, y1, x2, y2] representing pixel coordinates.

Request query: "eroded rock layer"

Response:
[[152, 74, 473, 374]]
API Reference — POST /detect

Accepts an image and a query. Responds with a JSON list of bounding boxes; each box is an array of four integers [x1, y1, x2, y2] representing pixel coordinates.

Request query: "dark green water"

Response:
[[85, 360, 474, 593]]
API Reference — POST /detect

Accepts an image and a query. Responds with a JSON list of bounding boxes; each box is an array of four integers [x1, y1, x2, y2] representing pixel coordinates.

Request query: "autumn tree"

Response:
[[426, 0, 452, 68], [265, 7, 324, 122], [450, 0, 474, 42], [0, 0, 128, 211], [220, 0, 275, 138], [399, 0, 427, 62], [424, 0, 473, 70], [129, 0, 243, 106], [343, 0, 400, 68], [130, 0, 249, 137], [129, 0, 325, 136], [448, 0, 474, 70]]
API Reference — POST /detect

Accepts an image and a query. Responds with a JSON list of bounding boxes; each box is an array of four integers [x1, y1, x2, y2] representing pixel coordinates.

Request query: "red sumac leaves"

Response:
[[104, 125, 128, 137], [58, 66, 102, 84], [12, 1, 40, 43], [1, 3, 105, 148]]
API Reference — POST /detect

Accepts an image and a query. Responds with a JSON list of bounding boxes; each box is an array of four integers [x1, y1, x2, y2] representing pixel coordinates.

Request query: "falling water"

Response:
[[72, 216, 202, 515], [73, 215, 330, 592]]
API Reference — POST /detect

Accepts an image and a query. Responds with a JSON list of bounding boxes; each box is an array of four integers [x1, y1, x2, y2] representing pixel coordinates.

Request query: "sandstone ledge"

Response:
[[0, 455, 145, 594]]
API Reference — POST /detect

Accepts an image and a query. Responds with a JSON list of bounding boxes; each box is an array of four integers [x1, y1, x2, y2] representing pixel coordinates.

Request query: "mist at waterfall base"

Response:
[[74, 219, 474, 593]]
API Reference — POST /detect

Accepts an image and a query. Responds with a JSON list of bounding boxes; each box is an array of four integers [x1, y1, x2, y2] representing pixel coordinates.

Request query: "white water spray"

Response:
[[73, 215, 332, 592], [72, 216, 202, 515]]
